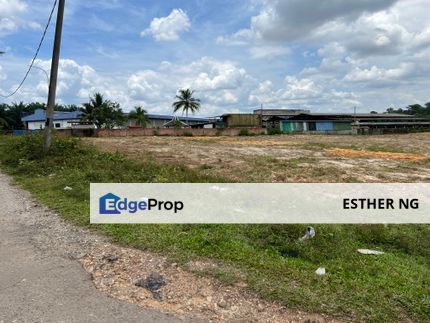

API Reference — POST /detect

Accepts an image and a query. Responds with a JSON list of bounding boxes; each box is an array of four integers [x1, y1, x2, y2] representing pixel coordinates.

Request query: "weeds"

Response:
[[238, 128, 249, 136], [0, 134, 429, 321]]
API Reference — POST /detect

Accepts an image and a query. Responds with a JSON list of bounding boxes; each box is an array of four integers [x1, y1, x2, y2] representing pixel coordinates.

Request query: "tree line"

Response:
[[3, 92, 427, 130], [0, 89, 201, 130], [385, 102, 430, 117]]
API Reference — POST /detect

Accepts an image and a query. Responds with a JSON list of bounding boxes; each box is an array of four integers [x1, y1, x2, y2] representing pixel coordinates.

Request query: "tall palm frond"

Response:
[[128, 106, 149, 127], [172, 89, 201, 120]]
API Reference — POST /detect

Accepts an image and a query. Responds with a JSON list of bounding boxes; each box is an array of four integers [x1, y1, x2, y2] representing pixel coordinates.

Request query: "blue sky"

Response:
[[1, 0, 430, 115]]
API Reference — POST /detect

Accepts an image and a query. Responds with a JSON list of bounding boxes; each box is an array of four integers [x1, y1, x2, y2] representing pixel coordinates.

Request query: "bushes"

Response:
[[239, 128, 249, 136], [267, 127, 283, 135]]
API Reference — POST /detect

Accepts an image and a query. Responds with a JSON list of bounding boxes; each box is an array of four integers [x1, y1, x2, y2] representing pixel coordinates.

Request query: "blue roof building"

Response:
[[21, 109, 83, 130]]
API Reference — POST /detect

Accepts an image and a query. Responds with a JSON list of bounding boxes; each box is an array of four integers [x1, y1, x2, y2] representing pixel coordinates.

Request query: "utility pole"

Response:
[[43, 0, 65, 152]]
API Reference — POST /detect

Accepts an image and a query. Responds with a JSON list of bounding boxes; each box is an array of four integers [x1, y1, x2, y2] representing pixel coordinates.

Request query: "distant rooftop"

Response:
[[253, 108, 310, 116], [22, 109, 210, 123], [145, 114, 209, 122], [294, 113, 415, 118], [21, 109, 83, 122], [286, 112, 424, 121]]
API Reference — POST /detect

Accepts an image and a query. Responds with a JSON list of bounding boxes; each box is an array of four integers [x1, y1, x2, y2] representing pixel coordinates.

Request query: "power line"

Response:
[[0, 0, 58, 98]]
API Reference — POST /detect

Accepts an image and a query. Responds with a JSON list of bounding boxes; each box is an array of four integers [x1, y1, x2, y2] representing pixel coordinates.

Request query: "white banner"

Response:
[[90, 183, 430, 224]]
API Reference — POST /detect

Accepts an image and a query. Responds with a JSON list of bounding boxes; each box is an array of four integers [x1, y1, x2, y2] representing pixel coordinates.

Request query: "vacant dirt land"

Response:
[[85, 132, 430, 183]]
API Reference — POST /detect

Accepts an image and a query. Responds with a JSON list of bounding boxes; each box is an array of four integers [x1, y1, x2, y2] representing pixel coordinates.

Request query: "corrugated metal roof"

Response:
[[295, 113, 414, 118], [146, 114, 209, 122], [22, 109, 210, 123], [286, 113, 422, 122], [21, 109, 83, 122]]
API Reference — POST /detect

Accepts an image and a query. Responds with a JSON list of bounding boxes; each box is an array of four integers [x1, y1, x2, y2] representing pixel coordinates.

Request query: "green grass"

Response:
[[0, 134, 429, 322]]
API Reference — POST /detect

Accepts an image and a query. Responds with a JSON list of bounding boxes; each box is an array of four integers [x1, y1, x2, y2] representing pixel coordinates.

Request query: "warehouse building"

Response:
[[220, 113, 262, 128], [280, 113, 430, 134], [253, 108, 310, 128], [127, 114, 210, 128]]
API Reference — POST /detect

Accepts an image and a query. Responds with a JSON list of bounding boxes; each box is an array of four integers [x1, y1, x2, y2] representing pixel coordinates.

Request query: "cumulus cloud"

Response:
[[248, 75, 360, 111], [216, 29, 254, 46], [250, 0, 398, 42], [0, 0, 26, 33], [0, 0, 41, 34], [127, 57, 254, 112], [344, 63, 415, 83], [141, 9, 191, 41], [249, 45, 291, 59], [0, 0, 27, 16]]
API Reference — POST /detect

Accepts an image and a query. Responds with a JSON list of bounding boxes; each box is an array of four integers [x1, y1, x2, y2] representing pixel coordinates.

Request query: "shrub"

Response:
[[239, 128, 249, 136], [267, 127, 282, 135]]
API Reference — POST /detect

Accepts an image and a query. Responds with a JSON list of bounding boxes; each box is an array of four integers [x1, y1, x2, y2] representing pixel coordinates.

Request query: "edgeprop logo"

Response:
[[99, 193, 184, 215]]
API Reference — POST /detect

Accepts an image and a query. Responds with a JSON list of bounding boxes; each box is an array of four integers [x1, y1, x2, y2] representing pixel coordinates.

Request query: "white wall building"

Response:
[[21, 109, 83, 130]]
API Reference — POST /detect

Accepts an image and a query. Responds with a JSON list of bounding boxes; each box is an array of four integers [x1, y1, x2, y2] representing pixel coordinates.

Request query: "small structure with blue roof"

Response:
[[21, 109, 83, 130]]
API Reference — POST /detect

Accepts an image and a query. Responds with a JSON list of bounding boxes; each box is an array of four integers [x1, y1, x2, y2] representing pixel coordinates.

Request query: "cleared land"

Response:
[[85, 132, 430, 183], [1, 134, 430, 322]]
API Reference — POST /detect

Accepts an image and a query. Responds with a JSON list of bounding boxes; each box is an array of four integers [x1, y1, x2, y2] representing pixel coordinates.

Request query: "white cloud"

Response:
[[0, 65, 7, 80], [249, 75, 360, 111], [216, 29, 254, 46], [0, 0, 27, 16], [0, 0, 26, 33], [249, 45, 291, 59], [250, 0, 398, 42], [344, 63, 414, 83], [0, 0, 41, 34], [1, 56, 255, 114], [127, 57, 254, 112], [141, 9, 190, 41]]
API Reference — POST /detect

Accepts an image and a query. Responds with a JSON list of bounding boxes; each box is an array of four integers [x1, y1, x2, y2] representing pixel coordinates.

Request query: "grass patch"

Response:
[[0, 134, 429, 321], [365, 145, 417, 154]]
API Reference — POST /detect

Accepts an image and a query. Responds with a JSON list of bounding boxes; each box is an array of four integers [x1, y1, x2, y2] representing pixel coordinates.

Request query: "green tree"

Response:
[[172, 89, 201, 120], [386, 102, 430, 117], [128, 106, 149, 128], [81, 93, 125, 129], [0, 104, 9, 129], [6, 102, 28, 129]]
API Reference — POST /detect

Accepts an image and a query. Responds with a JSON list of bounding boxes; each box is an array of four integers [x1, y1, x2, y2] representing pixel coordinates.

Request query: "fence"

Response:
[[97, 127, 267, 137]]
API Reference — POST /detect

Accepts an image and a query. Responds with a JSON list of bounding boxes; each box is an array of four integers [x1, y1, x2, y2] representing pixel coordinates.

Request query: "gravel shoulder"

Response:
[[0, 171, 334, 323], [0, 171, 192, 323]]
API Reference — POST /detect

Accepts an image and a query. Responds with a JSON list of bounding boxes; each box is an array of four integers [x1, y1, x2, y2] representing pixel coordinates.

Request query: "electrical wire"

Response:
[[0, 0, 58, 98]]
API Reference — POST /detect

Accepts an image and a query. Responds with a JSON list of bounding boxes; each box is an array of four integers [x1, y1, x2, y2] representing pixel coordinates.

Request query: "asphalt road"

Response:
[[0, 171, 192, 323]]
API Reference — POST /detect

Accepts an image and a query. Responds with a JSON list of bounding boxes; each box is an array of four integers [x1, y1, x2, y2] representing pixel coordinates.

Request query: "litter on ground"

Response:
[[299, 226, 316, 241], [315, 267, 326, 276], [357, 249, 385, 255]]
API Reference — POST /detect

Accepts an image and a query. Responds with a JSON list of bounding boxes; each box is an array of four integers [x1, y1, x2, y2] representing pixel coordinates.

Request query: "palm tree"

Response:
[[0, 117, 8, 129], [128, 106, 149, 128], [172, 89, 201, 120], [81, 93, 106, 127], [81, 93, 125, 129]]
